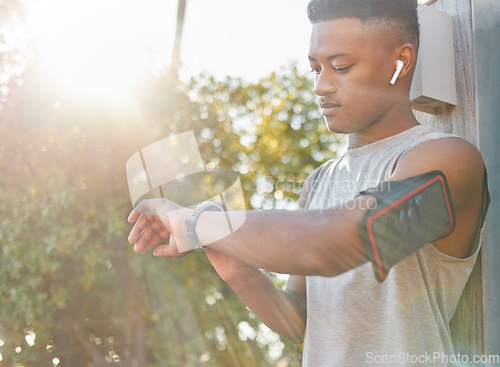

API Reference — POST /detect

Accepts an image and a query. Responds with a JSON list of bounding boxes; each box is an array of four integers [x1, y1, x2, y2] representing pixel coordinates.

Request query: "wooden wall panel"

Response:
[[473, 0, 500, 359], [413, 0, 485, 360]]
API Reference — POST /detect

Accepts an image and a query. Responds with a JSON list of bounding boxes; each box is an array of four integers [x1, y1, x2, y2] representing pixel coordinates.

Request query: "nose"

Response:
[[313, 70, 336, 97]]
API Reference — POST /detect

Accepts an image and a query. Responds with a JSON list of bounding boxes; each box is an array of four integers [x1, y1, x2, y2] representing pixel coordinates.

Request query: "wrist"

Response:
[[185, 202, 225, 250], [170, 207, 195, 253]]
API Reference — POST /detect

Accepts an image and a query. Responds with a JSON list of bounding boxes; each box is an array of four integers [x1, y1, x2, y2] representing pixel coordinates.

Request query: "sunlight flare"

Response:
[[28, 0, 176, 102]]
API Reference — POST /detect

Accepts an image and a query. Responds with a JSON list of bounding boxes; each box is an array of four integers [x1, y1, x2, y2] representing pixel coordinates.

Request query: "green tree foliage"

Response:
[[185, 66, 344, 210], [0, 56, 344, 365]]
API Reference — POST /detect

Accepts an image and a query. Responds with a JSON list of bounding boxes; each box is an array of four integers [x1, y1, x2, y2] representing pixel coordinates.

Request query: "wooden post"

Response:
[[472, 0, 500, 361], [412, 0, 486, 360]]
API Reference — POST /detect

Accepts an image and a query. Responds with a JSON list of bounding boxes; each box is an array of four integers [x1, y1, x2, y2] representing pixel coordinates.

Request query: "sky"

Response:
[[181, 0, 312, 80], [21, 0, 431, 100], [24, 0, 313, 102]]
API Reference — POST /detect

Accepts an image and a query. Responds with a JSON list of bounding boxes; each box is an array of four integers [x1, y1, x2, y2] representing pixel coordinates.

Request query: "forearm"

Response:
[[197, 199, 371, 276], [228, 269, 306, 344]]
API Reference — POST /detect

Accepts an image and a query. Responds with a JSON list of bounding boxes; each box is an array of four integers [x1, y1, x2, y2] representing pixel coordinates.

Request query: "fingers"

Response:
[[152, 236, 190, 258], [128, 200, 157, 223], [127, 198, 190, 257], [127, 209, 140, 223], [133, 224, 169, 254], [128, 211, 154, 244], [128, 208, 169, 247]]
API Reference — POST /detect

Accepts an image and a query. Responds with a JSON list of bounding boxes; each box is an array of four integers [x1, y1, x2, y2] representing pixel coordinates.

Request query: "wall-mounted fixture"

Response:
[[410, 4, 457, 114]]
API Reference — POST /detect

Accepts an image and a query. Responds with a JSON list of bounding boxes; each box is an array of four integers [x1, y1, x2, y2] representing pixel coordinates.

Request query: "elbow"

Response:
[[288, 334, 305, 345], [280, 323, 305, 344]]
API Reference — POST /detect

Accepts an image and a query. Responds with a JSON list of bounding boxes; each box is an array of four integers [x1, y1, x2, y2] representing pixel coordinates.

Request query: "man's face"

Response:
[[308, 18, 400, 134]]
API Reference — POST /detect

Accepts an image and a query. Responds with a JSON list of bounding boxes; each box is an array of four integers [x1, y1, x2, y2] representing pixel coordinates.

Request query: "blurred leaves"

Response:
[[0, 42, 343, 366], [0, 0, 28, 105]]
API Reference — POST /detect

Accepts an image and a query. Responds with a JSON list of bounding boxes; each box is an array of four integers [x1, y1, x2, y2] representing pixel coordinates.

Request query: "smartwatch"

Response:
[[185, 202, 224, 249]]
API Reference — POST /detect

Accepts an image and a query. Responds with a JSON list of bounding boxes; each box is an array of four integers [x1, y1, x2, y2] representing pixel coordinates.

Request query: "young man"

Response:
[[128, 0, 488, 365]]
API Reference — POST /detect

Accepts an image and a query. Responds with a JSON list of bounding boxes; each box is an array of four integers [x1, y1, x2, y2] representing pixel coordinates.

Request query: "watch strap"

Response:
[[185, 202, 224, 249]]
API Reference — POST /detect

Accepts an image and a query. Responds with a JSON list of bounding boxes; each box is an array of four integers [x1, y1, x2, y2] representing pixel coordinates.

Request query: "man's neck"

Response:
[[347, 106, 420, 149]]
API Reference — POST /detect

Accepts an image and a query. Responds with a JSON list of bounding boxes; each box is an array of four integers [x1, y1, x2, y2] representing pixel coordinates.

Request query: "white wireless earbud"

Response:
[[390, 60, 404, 85]]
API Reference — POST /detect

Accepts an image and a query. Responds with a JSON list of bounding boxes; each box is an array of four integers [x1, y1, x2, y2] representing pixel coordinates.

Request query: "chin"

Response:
[[325, 117, 351, 134]]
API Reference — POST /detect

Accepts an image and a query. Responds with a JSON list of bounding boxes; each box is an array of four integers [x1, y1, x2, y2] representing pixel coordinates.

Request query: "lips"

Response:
[[320, 100, 341, 115], [319, 101, 341, 109]]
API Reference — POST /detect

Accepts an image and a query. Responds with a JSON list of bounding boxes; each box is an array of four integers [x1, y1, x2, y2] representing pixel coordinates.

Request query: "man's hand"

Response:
[[128, 199, 259, 285], [127, 198, 191, 257]]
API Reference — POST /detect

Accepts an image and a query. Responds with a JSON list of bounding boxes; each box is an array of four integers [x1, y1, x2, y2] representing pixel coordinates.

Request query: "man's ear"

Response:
[[395, 43, 417, 81]]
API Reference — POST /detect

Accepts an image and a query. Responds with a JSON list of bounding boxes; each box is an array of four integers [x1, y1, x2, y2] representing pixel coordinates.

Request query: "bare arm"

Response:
[[130, 137, 484, 274], [224, 269, 306, 344], [185, 161, 369, 276], [199, 243, 307, 343], [388, 138, 485, 259], [176, 171, 318, 343], [192, 197, 370, 276], [129, 138, 485, 333], [211, 169, 320, 343], [196, 139, 484, 272]]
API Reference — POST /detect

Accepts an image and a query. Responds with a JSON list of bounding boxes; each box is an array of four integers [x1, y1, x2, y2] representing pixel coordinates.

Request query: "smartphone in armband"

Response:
[[359, 171, 455, 282]]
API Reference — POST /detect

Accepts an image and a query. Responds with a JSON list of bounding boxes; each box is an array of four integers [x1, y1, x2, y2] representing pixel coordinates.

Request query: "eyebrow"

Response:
[[308, 53, 351, 62]]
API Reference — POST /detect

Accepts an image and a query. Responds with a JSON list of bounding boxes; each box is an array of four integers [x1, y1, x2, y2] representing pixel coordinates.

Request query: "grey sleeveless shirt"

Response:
[[302, 125, 480, 366]]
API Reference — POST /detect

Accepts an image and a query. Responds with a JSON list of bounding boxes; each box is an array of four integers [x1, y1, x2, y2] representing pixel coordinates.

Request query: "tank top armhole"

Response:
[[305, 159, 338, 209], [426, 167, 490, 261]]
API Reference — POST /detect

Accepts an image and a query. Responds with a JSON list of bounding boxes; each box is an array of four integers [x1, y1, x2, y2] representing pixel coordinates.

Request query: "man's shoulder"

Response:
[[390, 137, 485, 203], [394, 137, 484, 180], [391, 136, 485, 258]]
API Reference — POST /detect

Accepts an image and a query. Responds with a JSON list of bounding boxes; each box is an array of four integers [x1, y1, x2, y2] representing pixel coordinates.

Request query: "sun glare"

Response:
[[28, 0, 176, 103]]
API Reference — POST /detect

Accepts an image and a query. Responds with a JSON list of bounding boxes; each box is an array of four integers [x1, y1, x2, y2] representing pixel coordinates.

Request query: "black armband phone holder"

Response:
[[359, 171, 455, 282]]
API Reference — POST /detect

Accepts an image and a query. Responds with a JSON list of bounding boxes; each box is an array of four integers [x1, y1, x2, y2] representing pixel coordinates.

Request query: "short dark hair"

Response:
[[307, 0, 420, 49]]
